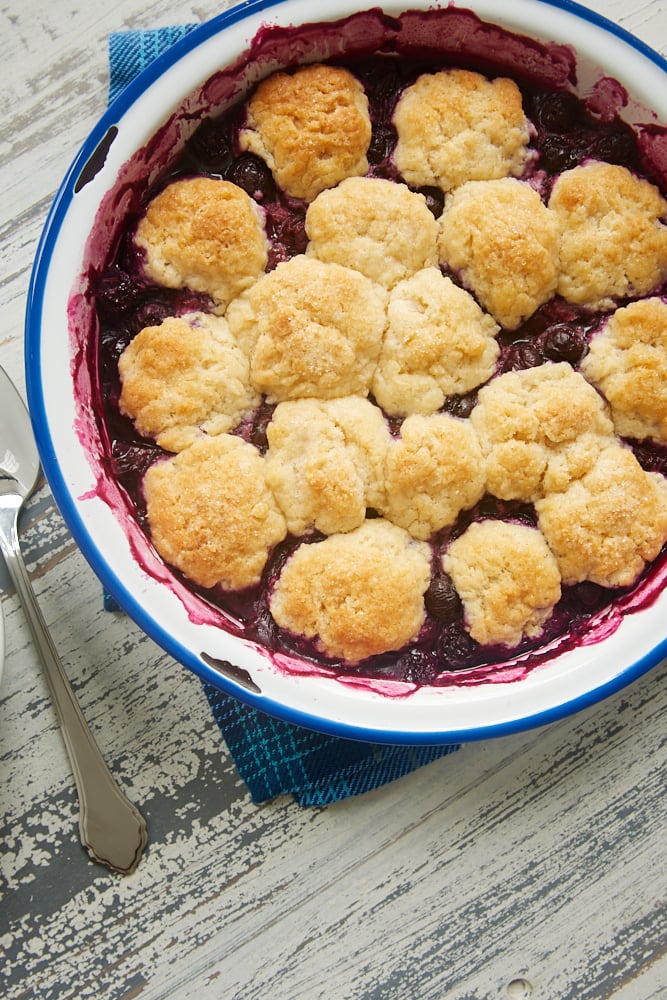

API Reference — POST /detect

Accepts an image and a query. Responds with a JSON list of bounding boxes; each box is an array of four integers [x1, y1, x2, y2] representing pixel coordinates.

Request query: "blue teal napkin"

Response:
[[105, 24, 460, 805]]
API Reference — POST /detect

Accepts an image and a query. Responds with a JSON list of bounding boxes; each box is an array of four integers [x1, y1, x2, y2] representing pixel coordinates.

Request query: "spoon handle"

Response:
[[0, 497, 147, 874]]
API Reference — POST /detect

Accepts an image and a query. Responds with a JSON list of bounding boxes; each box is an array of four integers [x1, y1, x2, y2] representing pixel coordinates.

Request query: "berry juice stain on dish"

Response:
[[82, 7, 667, 691]]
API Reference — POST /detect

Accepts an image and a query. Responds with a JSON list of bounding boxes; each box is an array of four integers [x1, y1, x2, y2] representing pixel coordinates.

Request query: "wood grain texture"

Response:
[[1, 1, 666, 997]]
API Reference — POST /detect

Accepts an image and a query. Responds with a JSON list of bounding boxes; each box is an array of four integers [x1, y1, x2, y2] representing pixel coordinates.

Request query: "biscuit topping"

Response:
[[381, 414, 486, 539], [99, 51, 667, 681], [438, 178, 561, 329], [269, 520, 431, 661], [226, 255, 388, 401], [549, 162, 667, 308], [535, 444, 667, 587], [393, 69, 531, 191], [119, 312, 258, 452], [372, 267, 500, 416], [305, 176, 439, 288], [143, 435, 287, 591], [134, 177, 268, 310], [239, 63, 371, 202], [264, 397, 390, 535], [470, 363, 616, 501], [443, 520, 562, 647], [581, 298, 667, 443]]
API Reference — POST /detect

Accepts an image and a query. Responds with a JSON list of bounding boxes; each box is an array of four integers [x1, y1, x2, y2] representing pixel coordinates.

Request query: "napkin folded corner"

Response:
[[103, 25, 461, 806]]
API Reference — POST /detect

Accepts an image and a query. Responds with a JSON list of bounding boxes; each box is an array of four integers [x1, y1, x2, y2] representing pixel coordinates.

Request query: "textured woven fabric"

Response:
[[203, 685, 460, 806], [105, 25, 461, 805], [108, 26, 198, 104]]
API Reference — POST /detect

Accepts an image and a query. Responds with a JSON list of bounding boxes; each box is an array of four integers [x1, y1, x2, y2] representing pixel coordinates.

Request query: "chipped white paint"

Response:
[[1, 0, 666, 997]]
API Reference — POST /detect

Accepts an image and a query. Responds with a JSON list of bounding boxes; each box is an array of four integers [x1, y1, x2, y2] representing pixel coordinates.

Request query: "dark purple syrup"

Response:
[[89, 14, 667, 688]]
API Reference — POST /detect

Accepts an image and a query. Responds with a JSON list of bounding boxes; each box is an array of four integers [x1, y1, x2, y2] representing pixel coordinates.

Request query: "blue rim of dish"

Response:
[[24, 0, 667, 745]]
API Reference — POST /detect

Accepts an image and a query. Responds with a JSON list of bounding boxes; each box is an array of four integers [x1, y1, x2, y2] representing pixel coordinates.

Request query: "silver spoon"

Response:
[[0, 365, 147, 874]]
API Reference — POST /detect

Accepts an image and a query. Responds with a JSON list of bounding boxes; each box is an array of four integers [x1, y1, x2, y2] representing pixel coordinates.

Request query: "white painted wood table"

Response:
[[1, 0, 666, 997]]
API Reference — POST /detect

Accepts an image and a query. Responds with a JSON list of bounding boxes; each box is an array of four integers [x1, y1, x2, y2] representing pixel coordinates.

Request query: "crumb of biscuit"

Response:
[[549, 162, 667, 308], [269, 519, 431, 661], [225, 255, 387, 401], [305, 176, 439, 289], [118, 312, 259, 452], [535, 442, 667, 587], [393, 69, 531, 192], [134, 177, 268, 309], [264, 397, 391, 535], [144, 435, 286, 591], [372, 266, 499, 416], [581, 297, 667, 443], [470, 362, 615, 501], [443, 519, 562, 647], [239, 63, 371, 202], [438, 178, 560, 329], [381, 413, 486, 539]]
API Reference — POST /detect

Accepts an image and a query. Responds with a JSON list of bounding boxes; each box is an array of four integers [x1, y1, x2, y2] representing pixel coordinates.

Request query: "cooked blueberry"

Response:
[[94, 268, 142, 312], [395, 649, 439, 685], [541, 323, 587, 364], [438, 624, 478, 670], [475, 495, 503, 519], [416, 185, 445, 218], [254, 607, 280, 647], [426, 574, 462, 623], [510, 509, 538, 528], [357, 60, 403, 112], [588, 130, 637, 167], [567, 581, 609, 613], [110, 440, 161, 477], [501, 342, 543, 372], [100, 326, 131, 366], [188, 118, 234, 172], [540, 136, 580, 173], [537, 91, 581, 132], [269, 209, 308, 256], [631, 441, 667, 476], [443, 392, 478, 418], [367, 123, 397, 164], [226, 153, 276, 202], [131, 300, 173, 333], [249, 413, 273, 453]]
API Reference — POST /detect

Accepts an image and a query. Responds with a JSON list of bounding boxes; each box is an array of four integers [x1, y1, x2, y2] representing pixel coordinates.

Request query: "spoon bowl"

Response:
[[0, 368, 40, 500]]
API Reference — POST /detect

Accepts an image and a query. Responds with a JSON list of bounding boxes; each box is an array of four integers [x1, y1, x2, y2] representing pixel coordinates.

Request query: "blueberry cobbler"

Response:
[[89, 8, 667, 688]]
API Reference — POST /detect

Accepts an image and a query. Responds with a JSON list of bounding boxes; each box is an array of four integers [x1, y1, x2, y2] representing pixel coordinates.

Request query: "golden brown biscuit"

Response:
[[535, 443, 667, 587], [305, 176, 439, 289], [225, 255, 388, 401], [381, 413, 486, 539], [134, 177, 268, 309], [443, 520, 562, 647], [438, 178, 560, 329], [118, 312, 259, 452], [581, 297, 667, 443], [470, 363, 615, 501], [549, 162, 667, 308], [372, 267, 499, 416], [144, 435, 286, 591], [393, 69, 531, 192], [239, 63, 371, 202], [264, 397, 391, 535], [269, 519, 431, 661]]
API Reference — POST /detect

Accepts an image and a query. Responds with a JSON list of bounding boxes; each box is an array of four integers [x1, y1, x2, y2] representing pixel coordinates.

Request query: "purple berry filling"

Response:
[[91, 45, 667, 689]]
